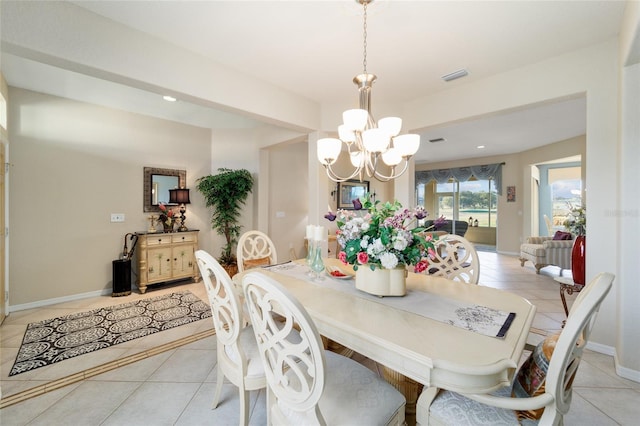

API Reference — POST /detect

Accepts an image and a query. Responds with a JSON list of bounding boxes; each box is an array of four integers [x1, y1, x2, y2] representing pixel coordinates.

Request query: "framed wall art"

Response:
[[507, 185, 516, 202], [337, 180, 369, 209]]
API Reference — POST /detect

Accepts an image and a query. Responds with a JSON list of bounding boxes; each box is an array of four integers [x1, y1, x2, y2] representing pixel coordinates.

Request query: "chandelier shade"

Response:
[[318, 0, 420, 183]]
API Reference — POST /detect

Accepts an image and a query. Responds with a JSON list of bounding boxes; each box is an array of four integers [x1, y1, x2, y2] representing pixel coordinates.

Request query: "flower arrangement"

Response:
[[325, 194, 438, 273], [564, 204, 585, 235], [158, 203, 175, 230], [432, 215, 448, 230]]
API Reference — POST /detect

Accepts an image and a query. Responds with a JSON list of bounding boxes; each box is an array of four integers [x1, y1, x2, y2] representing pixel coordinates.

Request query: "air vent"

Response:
[[429, 137, 446, 143], [441, 69, 469, 82]]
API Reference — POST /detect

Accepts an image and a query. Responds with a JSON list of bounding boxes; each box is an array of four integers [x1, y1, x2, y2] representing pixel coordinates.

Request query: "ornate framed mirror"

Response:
[[143, 167, 186, 212]]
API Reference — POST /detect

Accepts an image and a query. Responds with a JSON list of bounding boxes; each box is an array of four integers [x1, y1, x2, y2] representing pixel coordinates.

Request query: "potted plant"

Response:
[[196, 168, 254, 275]]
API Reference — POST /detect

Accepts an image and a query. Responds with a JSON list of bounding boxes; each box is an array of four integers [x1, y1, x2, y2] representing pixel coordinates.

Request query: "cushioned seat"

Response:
[[419, 272, 615, 426], [519, 236, 574, 274], [242, 271, 406, 426]]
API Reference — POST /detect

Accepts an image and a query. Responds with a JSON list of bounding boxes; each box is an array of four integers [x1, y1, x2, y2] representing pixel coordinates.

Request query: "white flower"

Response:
[[392, 234, 408, 251], [360, 235, 369, 249], [379, 252, 399, 269], [371, 238, 385, 253]]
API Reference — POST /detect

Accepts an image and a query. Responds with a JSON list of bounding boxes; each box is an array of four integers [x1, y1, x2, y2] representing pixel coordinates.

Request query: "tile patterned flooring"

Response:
[[1, 251, 639, 425]]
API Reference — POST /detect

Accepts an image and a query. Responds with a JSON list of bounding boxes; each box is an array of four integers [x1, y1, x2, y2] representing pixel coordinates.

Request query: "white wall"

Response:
[[617, 62, 640, 378], [8, 88, 212, 306]]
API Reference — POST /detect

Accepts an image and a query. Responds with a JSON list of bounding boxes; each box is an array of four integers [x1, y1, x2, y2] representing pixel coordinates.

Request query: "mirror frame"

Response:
[[143, 167, 186, 213]]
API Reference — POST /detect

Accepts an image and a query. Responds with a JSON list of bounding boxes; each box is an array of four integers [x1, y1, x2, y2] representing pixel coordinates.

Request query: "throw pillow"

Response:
[[511, 334, 560, 420], [553, 231, 572, 240], [243, 256, 271, 270]]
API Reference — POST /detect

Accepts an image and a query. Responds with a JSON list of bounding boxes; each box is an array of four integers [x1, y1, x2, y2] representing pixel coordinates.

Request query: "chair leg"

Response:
[[520, 258, 526, 267], [212, 364, 224, 409], [239, 389, 250, 426]]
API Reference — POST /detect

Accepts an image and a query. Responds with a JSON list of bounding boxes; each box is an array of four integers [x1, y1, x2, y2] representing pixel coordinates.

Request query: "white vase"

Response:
[[355, 264, 407, 297]]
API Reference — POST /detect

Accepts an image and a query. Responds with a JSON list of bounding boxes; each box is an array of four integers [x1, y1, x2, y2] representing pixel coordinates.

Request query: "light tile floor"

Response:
[[1, 252, 639, 425]]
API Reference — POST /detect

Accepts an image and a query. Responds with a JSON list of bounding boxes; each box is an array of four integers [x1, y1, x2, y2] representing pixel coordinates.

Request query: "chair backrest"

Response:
[[242, 271, 327, 424], [428, 234, 480, 284], [237, 230, 278, 273], [194, 250, 244, 350], [539, 272, 614, 424]]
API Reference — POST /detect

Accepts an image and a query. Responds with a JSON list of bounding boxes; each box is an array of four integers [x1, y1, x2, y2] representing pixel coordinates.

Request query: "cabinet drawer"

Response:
[[146, 235, 173, 246], [172, 233, 196, 244]]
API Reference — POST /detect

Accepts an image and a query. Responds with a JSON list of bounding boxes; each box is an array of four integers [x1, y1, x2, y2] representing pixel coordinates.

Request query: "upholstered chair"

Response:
[[237, 230, 278, 273], [194, 250, 266, 426], [418, 272, 615, 426], [427, 234, 480, 284], [519, 236, 574, 274], [242, 271, 406, 426]]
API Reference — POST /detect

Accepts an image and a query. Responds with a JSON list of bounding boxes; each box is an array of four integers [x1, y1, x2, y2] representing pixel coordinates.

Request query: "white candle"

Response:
[[314, 225, 325, 241], [306, 224, 314, 239]]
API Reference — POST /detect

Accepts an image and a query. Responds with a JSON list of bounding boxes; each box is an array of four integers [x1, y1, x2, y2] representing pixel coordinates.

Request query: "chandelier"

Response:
[[317, 0, 420, 183]]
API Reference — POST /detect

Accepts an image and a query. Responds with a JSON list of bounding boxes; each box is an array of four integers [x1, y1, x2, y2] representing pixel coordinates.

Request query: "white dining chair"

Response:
[[194, 250, 266, 426], [236, 230, 278, 273], [418, 272, 615, 426], [241, 271, 406, 426], [427, 234, 480, 284]]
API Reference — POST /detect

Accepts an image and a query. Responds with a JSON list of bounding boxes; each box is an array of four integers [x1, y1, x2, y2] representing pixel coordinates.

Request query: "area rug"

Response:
[[9, 291, 211, 376]]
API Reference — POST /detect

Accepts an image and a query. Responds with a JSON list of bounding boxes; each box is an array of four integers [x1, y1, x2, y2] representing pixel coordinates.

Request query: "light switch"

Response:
[[111, 213, 125, 222], [276, 211, 285, 218]]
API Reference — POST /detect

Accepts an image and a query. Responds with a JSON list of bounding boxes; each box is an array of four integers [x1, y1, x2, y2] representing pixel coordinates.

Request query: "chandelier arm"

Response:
[[372, 158, 411, 182], [324, 164, 364, 183]]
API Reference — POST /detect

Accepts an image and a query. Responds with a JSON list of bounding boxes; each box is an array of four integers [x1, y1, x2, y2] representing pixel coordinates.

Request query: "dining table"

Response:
[[232, 258, 536, 423]]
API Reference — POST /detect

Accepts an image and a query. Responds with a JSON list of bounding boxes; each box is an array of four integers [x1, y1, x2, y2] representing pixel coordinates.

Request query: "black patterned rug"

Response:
[[9, 291, 211, 376]]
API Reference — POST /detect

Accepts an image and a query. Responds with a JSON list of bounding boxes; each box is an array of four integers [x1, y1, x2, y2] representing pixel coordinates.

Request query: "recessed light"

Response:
[[477, 145, 485, 149], [441, 69, 469, 82], [163, 95, 177, 102]]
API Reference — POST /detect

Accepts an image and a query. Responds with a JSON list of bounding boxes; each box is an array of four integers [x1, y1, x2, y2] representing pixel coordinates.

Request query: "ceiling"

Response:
[[1, 1, 628, 164]]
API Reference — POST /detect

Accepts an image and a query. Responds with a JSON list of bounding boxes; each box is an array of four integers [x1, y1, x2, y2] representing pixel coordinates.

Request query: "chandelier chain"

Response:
[[362, 0, 368, 74]]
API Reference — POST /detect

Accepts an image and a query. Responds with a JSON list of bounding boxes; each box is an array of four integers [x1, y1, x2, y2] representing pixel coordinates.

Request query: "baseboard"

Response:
[[615, 353, 640, 383], [586, 340, 616, 356], [496, 250, 519, 256], [586, 340, 640, 383], [8, 288, 117, 313]]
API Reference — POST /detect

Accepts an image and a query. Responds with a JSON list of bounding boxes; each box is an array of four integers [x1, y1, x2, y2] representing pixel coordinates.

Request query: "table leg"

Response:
[[381, 366, 424, 426]]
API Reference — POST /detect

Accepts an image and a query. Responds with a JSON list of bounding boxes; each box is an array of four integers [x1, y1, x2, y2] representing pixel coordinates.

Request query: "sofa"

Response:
[[424, 220, 469, 237], [519, 236, 574, 274]]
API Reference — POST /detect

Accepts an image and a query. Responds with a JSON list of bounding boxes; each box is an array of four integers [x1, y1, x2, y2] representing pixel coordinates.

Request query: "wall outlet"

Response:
[[111, 213, 125, 223]]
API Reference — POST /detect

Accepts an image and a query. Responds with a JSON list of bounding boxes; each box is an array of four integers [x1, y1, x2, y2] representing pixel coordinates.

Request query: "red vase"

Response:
[[571, 235, 586, 285]]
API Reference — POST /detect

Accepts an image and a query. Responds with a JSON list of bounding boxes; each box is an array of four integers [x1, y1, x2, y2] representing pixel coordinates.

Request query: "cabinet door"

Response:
[[172, 245, 195, 279], [147, 246, 173, 283]]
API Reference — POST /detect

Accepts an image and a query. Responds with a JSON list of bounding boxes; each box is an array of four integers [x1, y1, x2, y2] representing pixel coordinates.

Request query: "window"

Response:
[[419, 178, 498, 227], [548, 166, 582, 229]]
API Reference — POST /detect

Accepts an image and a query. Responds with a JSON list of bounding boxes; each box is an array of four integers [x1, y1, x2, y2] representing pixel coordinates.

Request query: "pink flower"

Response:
[[356, 252, 369, 264], [414, 259, 429, 273], [427, 247, 436, 259], [339, 251, 347, 264]]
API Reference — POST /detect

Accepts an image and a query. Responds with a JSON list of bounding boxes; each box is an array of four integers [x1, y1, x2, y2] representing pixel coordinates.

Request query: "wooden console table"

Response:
[[134, 230, 200, 293]]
